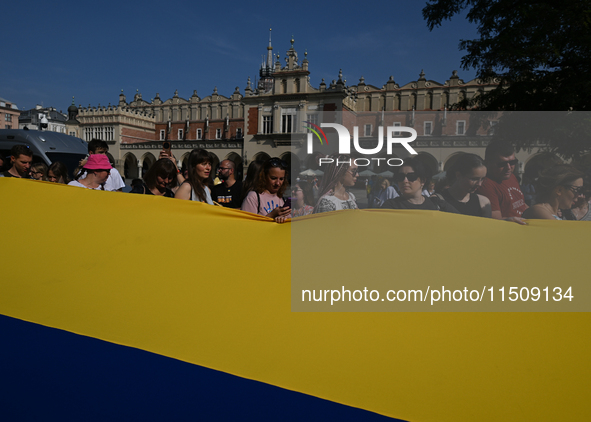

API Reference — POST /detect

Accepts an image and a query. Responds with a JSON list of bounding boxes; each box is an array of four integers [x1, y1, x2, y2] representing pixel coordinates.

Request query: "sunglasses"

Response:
[[496, 159, 518, 168], [395, 172, 420, 183], [268, 158, 288, 169], [565, 185, 585, 195], [348, 169, 359, 176]]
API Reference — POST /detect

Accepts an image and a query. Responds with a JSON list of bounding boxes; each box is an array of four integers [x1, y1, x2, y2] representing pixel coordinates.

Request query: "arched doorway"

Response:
[[415, 152, 439, 179], [253, 152, 271, 163], [123, 153, 139, 180], [224, 152, 243, 181], [141, 153, 157, 177]]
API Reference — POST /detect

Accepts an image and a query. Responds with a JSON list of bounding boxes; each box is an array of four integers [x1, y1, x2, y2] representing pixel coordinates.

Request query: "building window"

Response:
[[216, 128, 222, 139], [236, 128, 242, 139], [263, 115, 273, 134], [160, 130, 165, 140], [105, 127, 114, 141], [70, 131, 76, 137], [196, 128, 202, 139], [364, 124, 372, 137], [281, 108, 297, 134], [178, 129, 183, 140], [282, 114, 293, 133], [306, 113, 319, 126], [456, 121, 466, 135], [5, 113, 11, 122], [424, 121, 432, 136]]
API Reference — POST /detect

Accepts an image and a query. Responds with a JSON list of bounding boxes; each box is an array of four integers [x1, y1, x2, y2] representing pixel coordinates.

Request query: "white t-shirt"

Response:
[[67, 180, 103, 190], [78, 167, 125, 191]]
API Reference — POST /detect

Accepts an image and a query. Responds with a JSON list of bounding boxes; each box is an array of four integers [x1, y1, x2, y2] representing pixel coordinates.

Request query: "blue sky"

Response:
[[2, 0, 478, 112]]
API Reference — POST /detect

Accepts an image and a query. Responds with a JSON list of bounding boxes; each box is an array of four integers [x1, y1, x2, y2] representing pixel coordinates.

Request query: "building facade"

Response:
[[67, 34, 565, 184], [0, 97, 20, 130], [19, 105, 67, 133]]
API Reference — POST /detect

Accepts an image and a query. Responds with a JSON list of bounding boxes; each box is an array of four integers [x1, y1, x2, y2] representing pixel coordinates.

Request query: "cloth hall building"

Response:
[[65, 35, 549, 182]]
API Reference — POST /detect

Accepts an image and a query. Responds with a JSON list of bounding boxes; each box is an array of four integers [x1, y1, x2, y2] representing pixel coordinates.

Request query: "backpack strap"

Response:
[[256, 191, 261, 214], [428, 194, 443, 211]]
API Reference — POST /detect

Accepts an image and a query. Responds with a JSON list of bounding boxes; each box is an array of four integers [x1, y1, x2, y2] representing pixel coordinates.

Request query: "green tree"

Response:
[[423, 0, 591, 111], [423, 1, 591, 160]]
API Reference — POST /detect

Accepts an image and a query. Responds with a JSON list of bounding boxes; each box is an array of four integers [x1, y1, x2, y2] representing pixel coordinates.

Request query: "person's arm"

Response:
[[174, 182, 191, 200], [477, 182, 501, 218], [478, 194, 492, 218], [522, 205, 553, 220]]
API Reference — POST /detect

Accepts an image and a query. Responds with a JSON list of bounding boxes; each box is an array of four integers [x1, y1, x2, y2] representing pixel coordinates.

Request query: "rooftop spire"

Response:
[[266, 28, 273, 70]]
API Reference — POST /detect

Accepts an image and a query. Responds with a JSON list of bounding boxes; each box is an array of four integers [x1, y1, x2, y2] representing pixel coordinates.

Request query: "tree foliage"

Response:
[[423, 0, 591, 111], [423, 1, 591, 159]]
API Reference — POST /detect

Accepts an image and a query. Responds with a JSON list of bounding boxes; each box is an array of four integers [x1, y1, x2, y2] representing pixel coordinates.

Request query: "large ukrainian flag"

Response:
[[0, 178, 589, 421]]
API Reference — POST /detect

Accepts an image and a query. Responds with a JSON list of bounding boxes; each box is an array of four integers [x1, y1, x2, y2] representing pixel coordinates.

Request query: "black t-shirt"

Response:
[[211, 180, 243, 208], [130, 181, 174, 198], [1, 170, 30, 179], [441, 189, 483, 217], [381, 195, 459, 213]]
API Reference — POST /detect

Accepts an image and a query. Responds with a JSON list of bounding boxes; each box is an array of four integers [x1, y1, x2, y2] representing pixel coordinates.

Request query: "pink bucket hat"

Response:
[[83, 154, 113, 170]]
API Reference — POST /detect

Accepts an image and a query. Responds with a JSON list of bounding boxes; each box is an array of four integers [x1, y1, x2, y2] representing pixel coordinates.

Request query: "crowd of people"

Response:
[[1, 139, 590, 223]]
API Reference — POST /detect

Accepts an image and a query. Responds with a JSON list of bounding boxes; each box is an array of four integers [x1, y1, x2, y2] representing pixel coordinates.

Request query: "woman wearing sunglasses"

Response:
[[68, 155, 112, 190], [381, 157, 458, 213], [522, 165, 584, 220], [437, 153, 492, 217], [241, 157, 291, 223], [175, 149, 214, 204], [313, 154, 359, 214]]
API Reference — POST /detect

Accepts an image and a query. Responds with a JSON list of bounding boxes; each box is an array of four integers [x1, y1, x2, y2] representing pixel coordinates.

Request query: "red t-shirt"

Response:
[[476, 174, 528, 218]]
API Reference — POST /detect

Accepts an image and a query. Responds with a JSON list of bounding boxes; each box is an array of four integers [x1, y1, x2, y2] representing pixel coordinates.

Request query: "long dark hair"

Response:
[[186, 149, 212, 202], [296, 180, 315, 207], [241, 160, 264, 203], [255, 157, 289, 197], [144, 158, 178, 190], [447, 153, 485, 184], [315, 154, 351, 198], [48, 161, 70, 184], [535, 164, 584, 203]]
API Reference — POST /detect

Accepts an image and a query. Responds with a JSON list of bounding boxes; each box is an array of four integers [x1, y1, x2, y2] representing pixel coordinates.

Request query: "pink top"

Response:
[[241, 191, 285, 216]]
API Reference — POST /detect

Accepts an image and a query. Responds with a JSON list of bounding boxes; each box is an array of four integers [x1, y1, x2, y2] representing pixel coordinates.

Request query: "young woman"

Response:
[[68, 155, 112, 190], [47, 162, 70, 184], [241, 157, 290, 223], [381, 157, 458, 213], [522, 165, 584, 220], [438, 153, 491, 217], [313, 154, 359, 214], [30, 162, 48, 180], [175, 149, 213, 204], [131, 158, 177, 197], [291, 181, 315, 217]]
